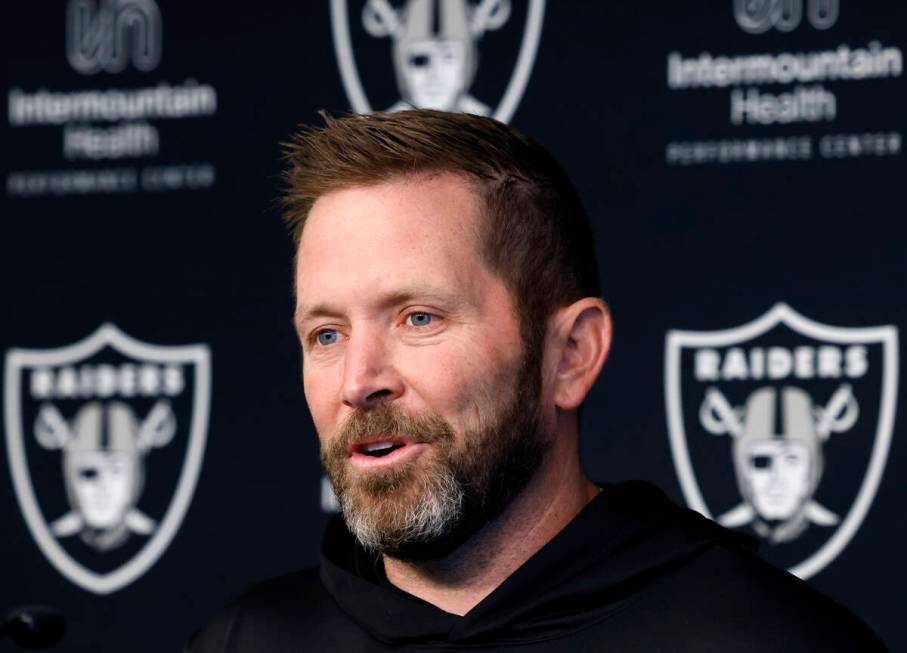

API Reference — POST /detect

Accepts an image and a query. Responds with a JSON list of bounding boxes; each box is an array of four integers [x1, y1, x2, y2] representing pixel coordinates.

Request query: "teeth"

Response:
[[363, 442, 397, 453]]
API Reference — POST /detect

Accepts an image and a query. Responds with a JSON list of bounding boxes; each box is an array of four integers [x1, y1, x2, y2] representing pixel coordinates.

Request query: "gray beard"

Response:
[[322, 347, 549, 561], [341, 464, 464, 556]]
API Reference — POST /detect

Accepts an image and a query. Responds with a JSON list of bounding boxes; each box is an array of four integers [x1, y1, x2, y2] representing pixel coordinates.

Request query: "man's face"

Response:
[[295, 173, 550, 558]]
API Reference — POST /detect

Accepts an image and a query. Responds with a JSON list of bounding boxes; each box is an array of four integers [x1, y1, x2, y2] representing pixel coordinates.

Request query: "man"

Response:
[[188, 110, 885, 651]]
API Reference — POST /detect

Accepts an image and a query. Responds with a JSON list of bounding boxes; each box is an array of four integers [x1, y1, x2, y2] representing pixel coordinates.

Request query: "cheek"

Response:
[[302, 366, 340, 436], [399, 338, 519, 416]]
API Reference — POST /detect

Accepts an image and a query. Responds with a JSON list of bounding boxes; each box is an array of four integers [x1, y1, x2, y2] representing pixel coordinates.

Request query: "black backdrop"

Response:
[[3, 1, 905, 651]]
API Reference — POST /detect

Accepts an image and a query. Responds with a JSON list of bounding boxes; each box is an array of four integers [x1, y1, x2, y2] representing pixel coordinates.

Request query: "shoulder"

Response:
[[185, 569, 355, 653], [596, 482, 886, 651], [642, 535, 887, 651]]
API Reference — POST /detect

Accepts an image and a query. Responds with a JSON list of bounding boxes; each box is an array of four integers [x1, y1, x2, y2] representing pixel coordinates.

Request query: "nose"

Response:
[[340, 326, 403, 409]]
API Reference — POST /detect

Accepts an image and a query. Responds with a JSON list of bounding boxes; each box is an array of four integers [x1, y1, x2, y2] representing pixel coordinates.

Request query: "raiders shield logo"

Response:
[[330, 0, 545, 122], [4, 324, 211, 594], [665, 304, 898, 579]]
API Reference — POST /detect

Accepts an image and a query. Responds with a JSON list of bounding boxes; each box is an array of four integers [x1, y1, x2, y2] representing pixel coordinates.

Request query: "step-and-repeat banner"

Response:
[[3, 1, 904, 650]]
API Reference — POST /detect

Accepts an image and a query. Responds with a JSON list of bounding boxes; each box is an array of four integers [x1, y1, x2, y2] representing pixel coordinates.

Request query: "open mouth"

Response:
[[357, 441, 406, 458], [348, 438, 427, 470]]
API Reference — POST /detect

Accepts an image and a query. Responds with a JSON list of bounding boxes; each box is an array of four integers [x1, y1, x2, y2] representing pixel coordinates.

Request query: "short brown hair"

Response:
[[282, 109, 600, 350]]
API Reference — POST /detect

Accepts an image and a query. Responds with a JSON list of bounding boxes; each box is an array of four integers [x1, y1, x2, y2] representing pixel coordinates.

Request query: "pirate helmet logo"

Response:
[[701, 384, 858, 542], [36, 400, 176, 551], [331, 0, 545, 122], [4, 324, 211, 594], [665, 304, 898, 579]]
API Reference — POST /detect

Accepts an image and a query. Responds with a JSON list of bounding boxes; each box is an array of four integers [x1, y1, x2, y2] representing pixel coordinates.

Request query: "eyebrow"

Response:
[[294, 286, 467, 328]]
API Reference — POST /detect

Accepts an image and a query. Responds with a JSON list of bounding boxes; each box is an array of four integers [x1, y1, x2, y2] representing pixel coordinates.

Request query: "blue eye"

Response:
[[316, 329, 339, 346], [408, 312, 433, 327]]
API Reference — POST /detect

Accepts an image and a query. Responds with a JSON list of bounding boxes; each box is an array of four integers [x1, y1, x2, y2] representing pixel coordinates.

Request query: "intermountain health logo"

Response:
[[733, 0, 839, 34], [665, 304, 897, 579], [4, 325, 210, 594], [331, 0, 545, 122], [67, 0, 163, 75]]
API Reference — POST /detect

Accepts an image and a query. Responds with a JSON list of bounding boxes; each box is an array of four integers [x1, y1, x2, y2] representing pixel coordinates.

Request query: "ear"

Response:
[[549, 298, 612, 411]]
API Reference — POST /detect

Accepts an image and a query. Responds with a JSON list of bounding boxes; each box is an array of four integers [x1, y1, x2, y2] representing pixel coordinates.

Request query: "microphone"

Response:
[[1, 605, 64, 649]]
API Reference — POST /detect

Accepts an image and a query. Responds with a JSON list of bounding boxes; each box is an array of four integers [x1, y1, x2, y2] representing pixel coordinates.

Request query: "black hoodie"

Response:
[[187, 482, 886, 652]]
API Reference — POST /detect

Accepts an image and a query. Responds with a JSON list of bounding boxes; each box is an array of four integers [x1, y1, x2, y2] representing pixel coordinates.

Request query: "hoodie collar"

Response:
[[320, 482, 732, 646]]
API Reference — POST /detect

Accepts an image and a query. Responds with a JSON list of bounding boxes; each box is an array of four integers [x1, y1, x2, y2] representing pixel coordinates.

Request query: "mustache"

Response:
[[321, 405, 454, 462]]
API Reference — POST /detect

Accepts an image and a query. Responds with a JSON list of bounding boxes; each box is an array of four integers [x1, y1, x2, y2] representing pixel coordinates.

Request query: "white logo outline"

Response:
[[330, 0, 545, 123], [665, 303, 897, 579], [4, 324, 210, 594]]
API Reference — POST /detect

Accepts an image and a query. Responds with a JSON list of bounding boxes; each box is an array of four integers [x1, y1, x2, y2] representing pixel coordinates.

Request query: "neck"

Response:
[[382, 420, 599, 616]]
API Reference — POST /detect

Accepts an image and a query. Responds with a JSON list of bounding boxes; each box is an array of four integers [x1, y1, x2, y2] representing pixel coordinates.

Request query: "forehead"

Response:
[[295, 173, 489, 302]]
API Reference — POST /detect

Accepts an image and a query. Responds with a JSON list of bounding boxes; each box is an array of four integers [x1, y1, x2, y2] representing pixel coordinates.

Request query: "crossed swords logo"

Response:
[[361, 0, 511, 114], [699, 383, 858, 533], [34, 400, 176, 546]]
